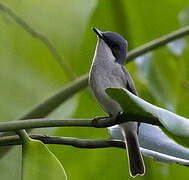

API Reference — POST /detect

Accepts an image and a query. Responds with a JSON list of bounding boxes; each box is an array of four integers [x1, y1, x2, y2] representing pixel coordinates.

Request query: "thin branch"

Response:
[[0, 134, 125, 149], [20, 74, 88, 120], [0, 114, 161, 132], [0, 3, 75, 80], [1, 135, 188, 167], [0, 74, 88, 147], [127, 25, 189, 62]]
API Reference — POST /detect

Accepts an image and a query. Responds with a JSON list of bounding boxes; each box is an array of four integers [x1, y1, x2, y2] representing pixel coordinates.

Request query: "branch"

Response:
[[127, 25, 189, 62], [0, 74, 88, 142], [0, 3, 75, 80], [0, 134, 125, 149], [20, 74, 88, 120], [1, 135, 188, 167], [0, 114, 161, 132]]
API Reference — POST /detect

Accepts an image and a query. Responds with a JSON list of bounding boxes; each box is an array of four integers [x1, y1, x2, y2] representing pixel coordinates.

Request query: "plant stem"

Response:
[[1, 134, 188, 166], [126, 25, 189, 62], [20, 74, 88, 120], [15, 130, 30, 144], [0, 115, 161, 132], [0, 134, 125, 149], [0, 74, 88, 136]]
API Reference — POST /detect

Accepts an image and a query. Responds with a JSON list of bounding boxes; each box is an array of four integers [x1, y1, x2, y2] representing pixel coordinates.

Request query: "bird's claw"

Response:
[[92, 116, 109, 126], [116, 112, 125, 123]]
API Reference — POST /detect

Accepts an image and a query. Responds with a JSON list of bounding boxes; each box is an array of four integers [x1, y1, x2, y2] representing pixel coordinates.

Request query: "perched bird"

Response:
[[89, 28, 145, 177]]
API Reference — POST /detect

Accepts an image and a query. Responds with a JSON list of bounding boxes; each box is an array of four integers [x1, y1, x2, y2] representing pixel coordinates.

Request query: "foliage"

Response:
[[22, 136, 67, 180], [0, 0, 189, 179], [106, 88, 189, 148]]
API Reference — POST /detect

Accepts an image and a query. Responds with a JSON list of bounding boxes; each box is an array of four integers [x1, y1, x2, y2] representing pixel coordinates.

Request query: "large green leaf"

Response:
[[109, 124, 189, 165], [22, 137, 67, 180], [106, 88, 189, 148]]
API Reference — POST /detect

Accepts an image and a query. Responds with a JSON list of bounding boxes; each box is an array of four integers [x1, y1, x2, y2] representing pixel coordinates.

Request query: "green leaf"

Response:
[[106, 88, 189, 148], [22, 138, 67, 180]]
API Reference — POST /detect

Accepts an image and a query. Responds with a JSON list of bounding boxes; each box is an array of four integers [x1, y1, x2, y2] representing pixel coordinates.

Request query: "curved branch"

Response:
[[20, 74, 88, 120], [1, 135, 188, 167], [0, 134, 125, 149], [126, 25, 189, 62]]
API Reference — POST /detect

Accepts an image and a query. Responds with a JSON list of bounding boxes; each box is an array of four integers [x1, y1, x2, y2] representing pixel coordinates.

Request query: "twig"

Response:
[[20, 74, 88, 120], [0, 134, 125, 149], [0, 114, 161, 132], [127, 25, 189, 62], [0, 3, 75, 80], [1, 135, 188, 167]]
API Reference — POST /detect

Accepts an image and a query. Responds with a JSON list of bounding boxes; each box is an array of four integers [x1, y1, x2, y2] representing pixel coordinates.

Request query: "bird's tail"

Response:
[[120, 122, 145, 178]]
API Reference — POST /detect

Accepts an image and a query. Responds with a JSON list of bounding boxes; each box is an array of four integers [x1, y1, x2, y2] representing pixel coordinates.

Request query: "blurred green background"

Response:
[[0, 0, 189, 179]]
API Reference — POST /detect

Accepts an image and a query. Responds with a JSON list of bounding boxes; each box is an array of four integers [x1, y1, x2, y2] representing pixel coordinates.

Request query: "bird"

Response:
[[89, 28, 145, 177]]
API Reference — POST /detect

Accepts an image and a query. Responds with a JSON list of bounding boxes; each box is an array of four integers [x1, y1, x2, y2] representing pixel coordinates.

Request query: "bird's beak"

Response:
[[93, 28, 104, 39]]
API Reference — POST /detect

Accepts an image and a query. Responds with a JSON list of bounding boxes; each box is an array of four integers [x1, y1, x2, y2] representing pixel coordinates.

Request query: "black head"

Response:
[[93, 28, 128, 65]]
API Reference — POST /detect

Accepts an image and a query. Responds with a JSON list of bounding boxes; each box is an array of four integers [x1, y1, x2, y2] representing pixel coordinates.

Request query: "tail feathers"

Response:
[[121, 124, 145, 177], [125, 132, 145, 177]]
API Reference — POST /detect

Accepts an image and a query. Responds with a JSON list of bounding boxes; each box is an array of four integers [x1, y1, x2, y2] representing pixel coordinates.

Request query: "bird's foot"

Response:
[[92, 116, 109, 126], [115, 112, 125, 124], [92, 116, 108, 123]]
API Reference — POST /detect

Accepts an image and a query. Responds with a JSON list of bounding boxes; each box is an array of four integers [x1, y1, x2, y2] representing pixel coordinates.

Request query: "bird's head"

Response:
[[93, 28, 128, 65]]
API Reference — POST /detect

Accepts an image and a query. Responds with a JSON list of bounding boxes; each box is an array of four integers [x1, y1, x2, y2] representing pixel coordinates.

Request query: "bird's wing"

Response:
[[121, 66, 138, 96], [121, 65, 140, 129]]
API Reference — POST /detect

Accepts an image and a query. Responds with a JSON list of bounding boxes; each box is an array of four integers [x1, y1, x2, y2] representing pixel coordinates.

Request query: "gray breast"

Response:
[[89, 56, 125, 115]]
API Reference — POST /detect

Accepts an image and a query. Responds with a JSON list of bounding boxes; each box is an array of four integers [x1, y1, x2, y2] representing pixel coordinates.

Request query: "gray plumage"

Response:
[[89, 28, 145, 177]]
